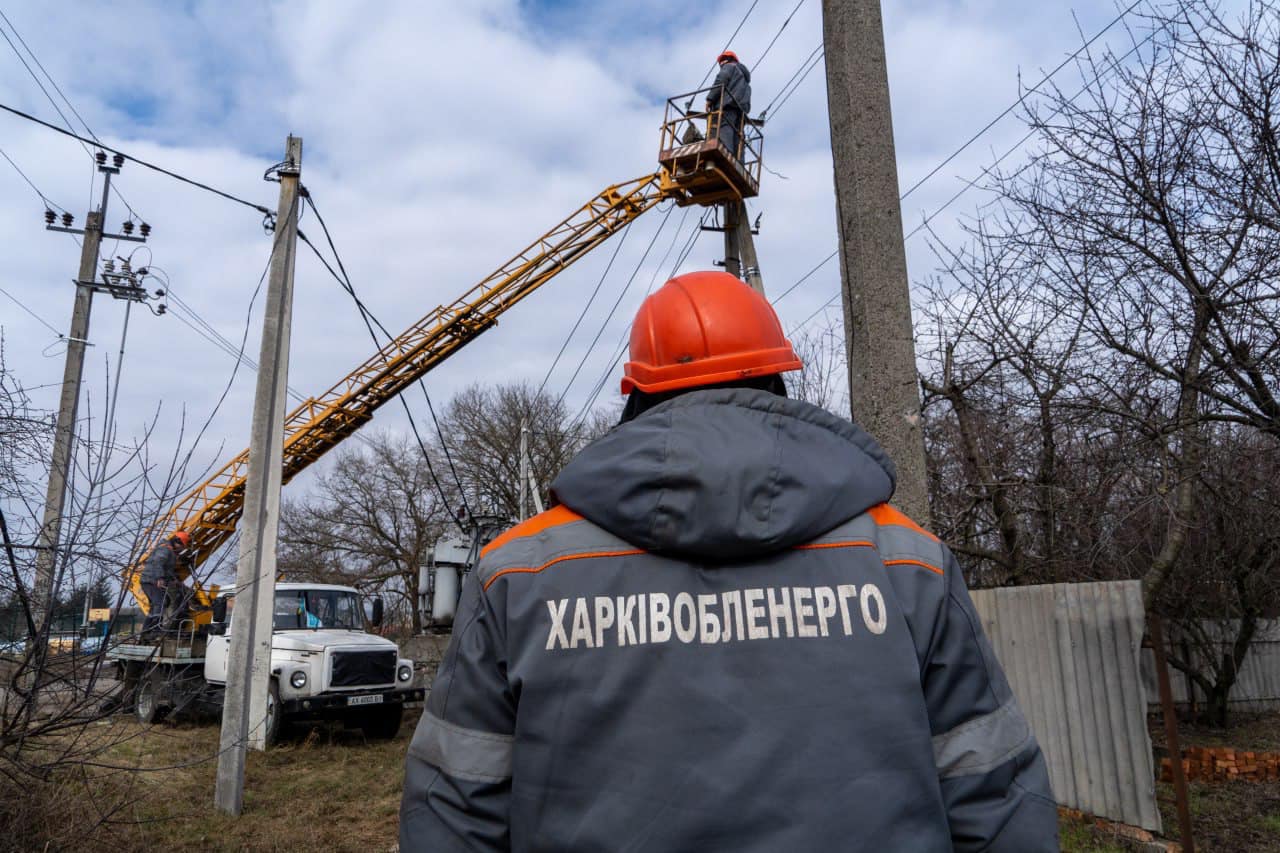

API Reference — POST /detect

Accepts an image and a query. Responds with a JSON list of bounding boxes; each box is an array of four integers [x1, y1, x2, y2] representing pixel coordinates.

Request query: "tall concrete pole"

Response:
[[519, 419, 530, 522], [31, 201, 106, 634], [215, 136, 301, 816], [722, 200, 765, 294], [822, 0, 931, 526]]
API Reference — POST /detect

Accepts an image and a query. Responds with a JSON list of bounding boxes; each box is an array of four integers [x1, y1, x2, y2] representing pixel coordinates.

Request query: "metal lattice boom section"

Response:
[[127, 173, 665, 612]]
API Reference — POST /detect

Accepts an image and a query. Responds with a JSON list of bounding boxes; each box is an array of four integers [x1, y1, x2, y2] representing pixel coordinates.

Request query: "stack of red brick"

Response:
[[1160, 745, 1280, 782]]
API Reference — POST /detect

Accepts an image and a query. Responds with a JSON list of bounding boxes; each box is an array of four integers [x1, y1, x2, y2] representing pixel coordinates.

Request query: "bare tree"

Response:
[[278, 431, 448, 634], [441, 381, 596, 520], [788, 317, 848, 415], [917, 0, 1280, 722]]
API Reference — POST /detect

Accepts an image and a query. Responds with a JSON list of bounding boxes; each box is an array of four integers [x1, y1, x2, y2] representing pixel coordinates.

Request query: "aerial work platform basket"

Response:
[[657, 87, 763, 207]]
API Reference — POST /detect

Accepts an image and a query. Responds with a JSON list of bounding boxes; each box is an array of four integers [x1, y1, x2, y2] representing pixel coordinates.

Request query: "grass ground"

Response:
[[5, 713, 414, 853], [1058, 819, 1130, 852], [7, 706, 1279, 851]]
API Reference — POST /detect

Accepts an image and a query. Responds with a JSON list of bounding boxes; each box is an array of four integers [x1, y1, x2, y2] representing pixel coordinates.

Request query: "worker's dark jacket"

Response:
[[706, 60, 751, 114], [140, 542, 178, 585], [401, 388, 1058, 852]]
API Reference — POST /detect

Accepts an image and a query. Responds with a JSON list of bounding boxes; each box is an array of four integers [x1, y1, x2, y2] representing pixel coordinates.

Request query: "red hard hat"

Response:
[[171, 530, 192, 547], [622, 271, 802, 395], [717, 50, 738, 64]]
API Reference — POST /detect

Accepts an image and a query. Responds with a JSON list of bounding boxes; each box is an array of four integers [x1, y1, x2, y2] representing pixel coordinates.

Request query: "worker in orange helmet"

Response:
[[140, 530, 190, 636], [401, 272, 1057, 852], [706, 49, 751, 158]]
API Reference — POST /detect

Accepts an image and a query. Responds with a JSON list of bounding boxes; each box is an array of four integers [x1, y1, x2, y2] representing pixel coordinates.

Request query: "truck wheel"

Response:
[[135, 672, 167, 724], [120, 661, 141, 714], [263, 679, 281, 747], [361, 704, 403, 739]]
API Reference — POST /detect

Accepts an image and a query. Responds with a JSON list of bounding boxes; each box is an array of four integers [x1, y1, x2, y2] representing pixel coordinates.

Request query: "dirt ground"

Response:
[[1149, 711, 1280, 853]]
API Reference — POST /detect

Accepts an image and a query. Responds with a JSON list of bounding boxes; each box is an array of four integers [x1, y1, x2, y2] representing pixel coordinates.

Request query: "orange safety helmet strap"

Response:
[[622, 271, 802, 395]]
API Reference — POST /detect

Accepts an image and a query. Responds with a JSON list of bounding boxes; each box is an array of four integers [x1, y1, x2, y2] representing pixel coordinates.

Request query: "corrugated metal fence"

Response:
[[1140, 620, 1280, 712], [970, 581, 1162, 831]]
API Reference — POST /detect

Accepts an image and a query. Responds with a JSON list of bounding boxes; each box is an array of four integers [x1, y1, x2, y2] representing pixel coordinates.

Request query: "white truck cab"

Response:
[[204, 582, 421, 742]]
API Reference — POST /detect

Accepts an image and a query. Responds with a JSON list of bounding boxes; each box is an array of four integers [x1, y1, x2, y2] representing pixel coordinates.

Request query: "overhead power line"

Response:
[[0, 100, 272, 217], [897, 0, 1145, 204], [760, 42, 823, 119], [568, 208, 695, 430], [772, 250, 837, 306], [698, 0, 762, 88], [298, 192, 474, 528], [764, 48, 824, 121], [0, 9, 96, 141], [0, 143, 67, 212], [536, 221, 634, 401], [752, 0, 807, 73], [0, 284, 62, 338], [555, 206, 674, 410], [783, 2, 1163, 335], [0, 9, 142, 219], [900, 15, 1163, 243]]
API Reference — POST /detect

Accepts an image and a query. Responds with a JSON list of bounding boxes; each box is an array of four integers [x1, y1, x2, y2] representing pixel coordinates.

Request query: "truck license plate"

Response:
[[347, 694, 383, 706]]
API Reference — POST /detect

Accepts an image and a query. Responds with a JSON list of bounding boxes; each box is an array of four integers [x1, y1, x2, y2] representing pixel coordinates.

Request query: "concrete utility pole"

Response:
[[215, 136, 302, 816], [822, 0, 931, 526], [30, 210, 102, 633], [721, 200, 765, 294], [519, 419, 530, 522], [32, 153, 147, 635]]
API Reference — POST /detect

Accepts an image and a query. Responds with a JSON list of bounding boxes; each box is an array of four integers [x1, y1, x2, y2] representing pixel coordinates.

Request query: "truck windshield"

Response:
[[272, 590, 363, 631]]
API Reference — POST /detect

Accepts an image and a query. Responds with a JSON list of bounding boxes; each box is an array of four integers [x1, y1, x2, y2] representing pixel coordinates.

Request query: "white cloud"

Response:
[[0, 0, 1221, 560]]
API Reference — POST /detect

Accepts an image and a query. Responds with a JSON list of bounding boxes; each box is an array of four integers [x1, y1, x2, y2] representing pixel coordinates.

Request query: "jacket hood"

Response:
[[551, 388, 896, 560]]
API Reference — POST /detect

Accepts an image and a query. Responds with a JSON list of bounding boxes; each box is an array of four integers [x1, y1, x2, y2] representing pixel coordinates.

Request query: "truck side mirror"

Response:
[[370, 598, 384, 628], [212, 597, 227, 623]]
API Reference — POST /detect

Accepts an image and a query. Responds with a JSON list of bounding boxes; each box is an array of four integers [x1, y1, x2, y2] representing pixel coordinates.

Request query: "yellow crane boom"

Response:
[[127, 90, 763, 618]]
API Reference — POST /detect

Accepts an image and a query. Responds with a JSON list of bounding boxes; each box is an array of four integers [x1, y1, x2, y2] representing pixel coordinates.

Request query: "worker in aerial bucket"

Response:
[[706, 49, 751, 158], [400, 271, 1057, 852], [140, 530, 190, 636]]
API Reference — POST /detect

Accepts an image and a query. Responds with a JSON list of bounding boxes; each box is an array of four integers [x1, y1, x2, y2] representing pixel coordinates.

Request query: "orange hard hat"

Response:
[[171, 530, 191, 547], [717, 50, 738, 64], [621, 271, 802, 395]]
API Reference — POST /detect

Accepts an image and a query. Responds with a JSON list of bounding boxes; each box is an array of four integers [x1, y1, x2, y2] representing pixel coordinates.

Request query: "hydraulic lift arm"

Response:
[[127, 173, 665, 615], [126, 88, 765, 619]]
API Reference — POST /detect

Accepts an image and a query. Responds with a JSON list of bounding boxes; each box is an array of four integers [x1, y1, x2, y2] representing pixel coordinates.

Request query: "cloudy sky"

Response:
[[0, 0, 1177, 549]]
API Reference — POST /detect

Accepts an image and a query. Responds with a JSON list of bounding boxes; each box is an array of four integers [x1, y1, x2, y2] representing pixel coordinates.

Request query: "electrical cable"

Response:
[[0, 284, 63, 338], [0, 11, 142, 220], [178, 190, 300, 495], [667, 210, 707, 278], [554, 206, 674, 411], [567, 207, 693, 430], [534, 221, 633, 401], [771, 250, 837, 306], [0, 101, 272, 216], [783, 5, 1164, 334], [0, 143, 67, 212], [765, 48, 824, 121], [0, 10, 94, 140], [752, 0, 807, 73], [560, 206, 699, 428], [759, 42, 822, 118], [298, 193, 473, 529], [697, 0, 762, 89], [897, 0, 1145, 204]]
